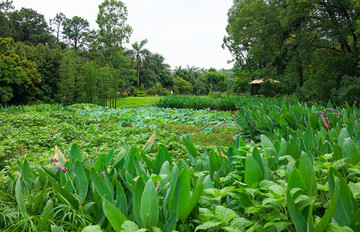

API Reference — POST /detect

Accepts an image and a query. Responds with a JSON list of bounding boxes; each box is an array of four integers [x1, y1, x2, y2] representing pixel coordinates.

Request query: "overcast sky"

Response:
[[13, 0, 234, 70]]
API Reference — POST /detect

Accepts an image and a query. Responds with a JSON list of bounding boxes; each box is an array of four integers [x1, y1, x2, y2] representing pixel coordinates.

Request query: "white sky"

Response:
[[12, 0, 234, 70]]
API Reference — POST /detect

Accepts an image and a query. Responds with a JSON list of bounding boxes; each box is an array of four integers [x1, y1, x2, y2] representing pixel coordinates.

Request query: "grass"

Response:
[[108, 96, 162, 108]]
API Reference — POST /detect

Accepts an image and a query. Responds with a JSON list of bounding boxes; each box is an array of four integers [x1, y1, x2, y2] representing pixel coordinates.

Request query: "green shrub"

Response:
[[135, 91, 147, 97], [173, 77, 193, 94], [334, 75, 360, 105], [157, 95, 240, 111], [218, 81, 229, 92], [146, 83, 168, 96]]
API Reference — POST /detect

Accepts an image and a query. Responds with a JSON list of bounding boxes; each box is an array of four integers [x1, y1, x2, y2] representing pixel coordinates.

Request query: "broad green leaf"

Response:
[[209, 150, 218, 176], [338, 128, 350, 148], [74, 161, 88, 202], [31, 176, 48, 213], [93, 154, 106, 172], [195, 221, 222, 231], [140, 180, 159, 228], [316, 177, 340, 232], [20, 159, 36, 183], [179, 180, 204, 222], [342, 138, 360, 166], [120, 221, 139, 232], [333, 144, 342, 161], [245, 154, 264, 186], [39, 165, 59, 182], [90, 168, 113, 202], [38, 199, 54, 231], [40, 199, 53, 219], [155, 145, 172, 174], [105, 148, 115, 169], [168, 166, 190, 218], [350, 208, 360, 231], [163, 214, 177, 232], [203, 175, 214, 189], [215, 205, 238, 223], [140, 150, 157, 174], [133, 176, 145, 227], [116, 180, 128, 216], [287, 191, 306, 232], [124, 147, 138, 176], [269, 138, 287, 168], [51, 225, 63, 232], [15, 177, 26, 213], [287, 141, 300, 160], [303, 125, 313, 154], [70, 143, 82, 164], [81, 225, 102, 232], [133, 156, 148, 181], [329, 167, 358, 226], [181, 135, 197, 164], [288, 168, 307, 193], [307, 200, 315, 232], [53, 184, 79, 210], [103, 198, 127, 232], [260, 134, 276, 151], [299, 153, 317, 196], [252, 147, 265, 175]]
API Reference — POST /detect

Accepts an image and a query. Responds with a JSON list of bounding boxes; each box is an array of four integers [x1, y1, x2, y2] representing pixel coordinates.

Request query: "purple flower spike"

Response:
[[62, 167, 68, 173], [319, 111, 331, 130]]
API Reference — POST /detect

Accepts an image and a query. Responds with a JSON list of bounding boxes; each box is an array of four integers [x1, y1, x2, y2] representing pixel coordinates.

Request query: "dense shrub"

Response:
[[157, 95, 241, 111], [173, 76, 193, 94], [232, 70, 251, 94], [134, 91, 147, 97], [333, 75, 360, 105], [146, 83, 168, 96]]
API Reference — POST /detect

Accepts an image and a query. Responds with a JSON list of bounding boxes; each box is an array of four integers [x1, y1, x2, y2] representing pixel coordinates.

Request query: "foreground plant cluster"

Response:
[[0, 97, 360, 232]]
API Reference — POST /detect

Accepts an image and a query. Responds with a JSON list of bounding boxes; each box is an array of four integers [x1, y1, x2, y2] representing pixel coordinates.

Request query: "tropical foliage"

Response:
[[1, 96, 360, 231]]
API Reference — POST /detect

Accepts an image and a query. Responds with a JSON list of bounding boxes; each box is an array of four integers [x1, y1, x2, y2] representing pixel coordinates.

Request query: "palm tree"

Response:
[[149, 53, 170, 74], [129, 39, 150, 89]]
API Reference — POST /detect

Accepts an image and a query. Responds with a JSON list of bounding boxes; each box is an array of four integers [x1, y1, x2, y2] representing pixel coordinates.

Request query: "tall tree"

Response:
[[96, 0, 132, 62], [204, 68, 226, 93], [148, 53, 170, 74], [82, 61, 99, 103], [129, 39, 150, 89], [58, 50, 77, 104], [63, 16, 90, 50], [9, 8, 54, 46], [0, 0, 14, 37], [224, 0, 360, 102], [14, 42, 64, 101], [50, 12, 66, 43], [0, 38, 41, 104]]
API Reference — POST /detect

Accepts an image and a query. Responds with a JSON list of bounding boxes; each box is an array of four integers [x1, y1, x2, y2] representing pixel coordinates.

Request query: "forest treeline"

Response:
[[224, 0, 360, 104], [1, 0, 360, 106], [0, 0, 230, 106]]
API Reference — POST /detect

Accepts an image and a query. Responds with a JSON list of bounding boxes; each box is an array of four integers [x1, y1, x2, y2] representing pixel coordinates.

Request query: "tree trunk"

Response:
[[137, 62, 140, 89], [297, 57, 304, 87]]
